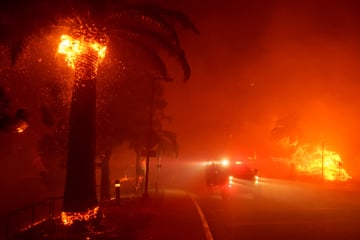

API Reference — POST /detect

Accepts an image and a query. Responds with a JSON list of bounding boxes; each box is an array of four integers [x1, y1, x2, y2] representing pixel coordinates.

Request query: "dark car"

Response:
[[205, 160, 259, 199]]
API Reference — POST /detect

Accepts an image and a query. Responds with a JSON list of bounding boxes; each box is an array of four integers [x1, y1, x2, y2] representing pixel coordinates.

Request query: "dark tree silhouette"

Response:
[[0, 85, 29, 133], [0, 0, 197, 222], [270, 114, 302, 147], [96, 69, 178, 199]]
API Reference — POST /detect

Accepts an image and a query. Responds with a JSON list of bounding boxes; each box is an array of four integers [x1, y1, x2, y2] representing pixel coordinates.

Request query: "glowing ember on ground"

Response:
[[291, 144, 351, 181], [58, 34, 106, 69], [15, 120, 29, 133], [61, 206, 100, 226]]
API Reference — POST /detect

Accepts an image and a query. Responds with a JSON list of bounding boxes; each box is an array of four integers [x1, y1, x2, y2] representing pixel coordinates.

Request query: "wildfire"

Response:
[[61, 206, 100, 226], [58, 34, 106, 69], [292, 144, 351, 181]]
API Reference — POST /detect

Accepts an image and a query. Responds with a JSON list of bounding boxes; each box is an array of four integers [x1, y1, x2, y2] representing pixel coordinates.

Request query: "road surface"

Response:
[[193, 178, 360, 240]]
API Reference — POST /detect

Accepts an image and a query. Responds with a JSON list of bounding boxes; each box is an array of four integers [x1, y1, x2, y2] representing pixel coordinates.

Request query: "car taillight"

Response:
[[254, 175, 259, 184], [228, 175, 233, 187]]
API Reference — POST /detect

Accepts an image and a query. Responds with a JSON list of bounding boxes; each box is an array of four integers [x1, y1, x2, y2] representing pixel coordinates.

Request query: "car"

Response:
[[205, 159, 259, 199]]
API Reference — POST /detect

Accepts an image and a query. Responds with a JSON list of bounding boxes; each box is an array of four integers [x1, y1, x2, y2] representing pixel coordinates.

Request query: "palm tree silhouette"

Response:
[[270, 114, 302, 147], [0, 0, 198, 224]]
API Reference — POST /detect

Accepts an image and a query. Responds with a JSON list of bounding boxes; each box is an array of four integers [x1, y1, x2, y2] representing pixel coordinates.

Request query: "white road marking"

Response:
[[190, 194, 214, 240]]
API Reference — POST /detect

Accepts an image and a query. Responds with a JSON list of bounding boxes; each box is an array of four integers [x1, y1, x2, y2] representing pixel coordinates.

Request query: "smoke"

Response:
[[162, 0, 360, 177]]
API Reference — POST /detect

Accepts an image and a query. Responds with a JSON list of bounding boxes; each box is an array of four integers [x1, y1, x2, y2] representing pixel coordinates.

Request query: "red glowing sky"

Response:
[[156, 0, 360, 177]]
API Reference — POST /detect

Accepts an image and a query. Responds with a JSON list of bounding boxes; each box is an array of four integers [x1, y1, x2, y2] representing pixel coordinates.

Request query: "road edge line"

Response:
[[189, 194, 214, 240]]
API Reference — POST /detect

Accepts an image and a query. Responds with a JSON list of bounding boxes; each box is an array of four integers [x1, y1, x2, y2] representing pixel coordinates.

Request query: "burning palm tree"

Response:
[[57, 23, 107, 225], [1, 0, 198, 225]]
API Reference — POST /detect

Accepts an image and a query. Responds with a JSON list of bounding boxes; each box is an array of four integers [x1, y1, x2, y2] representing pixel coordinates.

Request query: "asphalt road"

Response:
[[3, 169, 360, 240], [193, 179, 360, 240]]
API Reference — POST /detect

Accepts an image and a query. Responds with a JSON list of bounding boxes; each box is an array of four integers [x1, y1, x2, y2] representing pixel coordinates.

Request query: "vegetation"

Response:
[[0, 0, 197, 217]]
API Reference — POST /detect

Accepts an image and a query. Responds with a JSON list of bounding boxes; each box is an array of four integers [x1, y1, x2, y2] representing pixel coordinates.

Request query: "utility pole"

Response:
[[143, 78, 155, 199], [321, 141, 324, 181], [338, 162, 342, 181]]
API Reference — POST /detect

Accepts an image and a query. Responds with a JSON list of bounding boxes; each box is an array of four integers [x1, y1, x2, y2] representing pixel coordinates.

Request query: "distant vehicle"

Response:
[[204, 159, 259, 199]]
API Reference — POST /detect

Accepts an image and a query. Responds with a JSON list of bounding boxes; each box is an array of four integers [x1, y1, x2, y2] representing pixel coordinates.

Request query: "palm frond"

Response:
[[110, 28, 190, 80], [106, 10, 181, 47], [1, 1, 197, 80], [155, 129, 179, 157], [174, 48, 191, 81], [118, 4, 199, 34], [125, 40, 172, 81]]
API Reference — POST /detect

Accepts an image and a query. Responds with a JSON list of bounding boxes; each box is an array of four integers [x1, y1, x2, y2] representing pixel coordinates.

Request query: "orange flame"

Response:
[[15, 120, 29, 133], [58, 34, 106, 69], [61, 206, 100, 226], [292, 144, 351, 181]]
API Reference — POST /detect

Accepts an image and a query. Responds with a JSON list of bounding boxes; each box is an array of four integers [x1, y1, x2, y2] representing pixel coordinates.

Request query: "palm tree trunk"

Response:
[[135, 151, 145, 191], [63, 77, 97, 212], [155, 154, 161, 194]]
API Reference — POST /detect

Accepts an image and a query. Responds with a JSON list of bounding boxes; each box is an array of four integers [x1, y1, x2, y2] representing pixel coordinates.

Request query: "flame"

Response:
[[58, 34, 106, 69], [61, 206, 100, 226], [292, 144, 351, 181], [15, 120, 29, 133]]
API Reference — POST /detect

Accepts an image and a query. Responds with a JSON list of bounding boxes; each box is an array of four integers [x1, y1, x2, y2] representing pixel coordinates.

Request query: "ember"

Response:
[[61, 206, 100, 226], [15, 120, 29, 133], [58, 34, 106, 69]]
